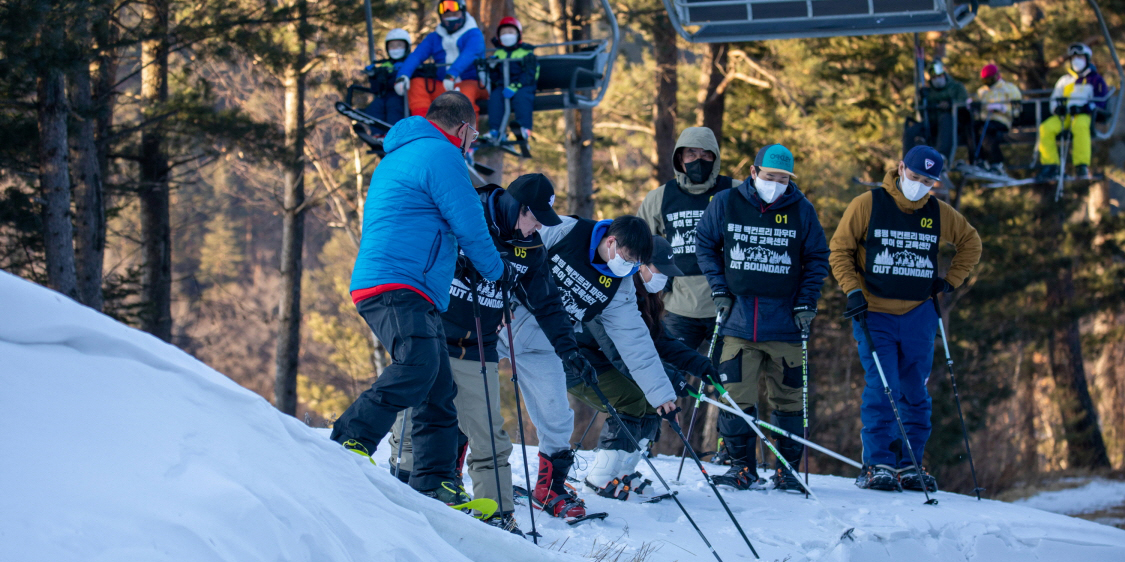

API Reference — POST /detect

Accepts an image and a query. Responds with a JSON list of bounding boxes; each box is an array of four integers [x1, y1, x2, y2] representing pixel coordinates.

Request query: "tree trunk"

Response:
[[652, 15, 678, 184], [563, 0, 594, 218], [140, 1, 172, 340], [94, 12, 118, 198], [698, 43, 728, 148], [274, 3, 308, 416], [470, 0, 513, 34], [70, 12, 105, 311], [38, 63, 78, 300], [1038, 185, 1110, 469]]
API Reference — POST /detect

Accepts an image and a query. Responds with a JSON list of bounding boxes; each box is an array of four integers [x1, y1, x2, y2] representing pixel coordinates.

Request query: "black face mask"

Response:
[[684, 159, 714, 184]]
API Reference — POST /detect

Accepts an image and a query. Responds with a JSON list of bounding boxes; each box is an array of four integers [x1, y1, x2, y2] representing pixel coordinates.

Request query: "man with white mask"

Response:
[[830, 145, 981, 493], [695, 144, 830, 491]]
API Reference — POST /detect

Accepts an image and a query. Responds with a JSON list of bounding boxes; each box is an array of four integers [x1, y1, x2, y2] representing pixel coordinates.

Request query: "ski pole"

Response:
[[698, 378, 857, 542], [394, 408, 409, 479], [586, 382, 730, 562], [658, 407, 760, 560], [501, 286, 539, 543], [973, 118, 989, 164], [676, 313, 724, 480], [932, 297, 983, 500], [802, 327, 810, 498], [470, 274, 507, 520], [692, 392, 862, 469], [859, 317, 938, 505], [573, 411, 599, 451]]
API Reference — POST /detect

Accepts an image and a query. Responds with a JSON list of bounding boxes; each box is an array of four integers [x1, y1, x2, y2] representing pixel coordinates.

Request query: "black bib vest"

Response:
[[660, 176, 733, 276], [862, 188, 941, 301], [548, 218, 625, 322], [722, 188, 803, 298]]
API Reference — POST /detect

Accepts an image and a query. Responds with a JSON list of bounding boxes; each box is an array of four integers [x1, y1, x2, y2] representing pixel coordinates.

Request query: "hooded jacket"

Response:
[[397, 14, 484, 83], [695, 179, 830, 343], [1049, 64, 1109, 113], [350, 116, 503, 310], [638, 127, 733, 319], [829, 170, 981, 315]]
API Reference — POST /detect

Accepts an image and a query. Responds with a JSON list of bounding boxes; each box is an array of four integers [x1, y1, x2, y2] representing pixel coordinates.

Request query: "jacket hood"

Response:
[[735, 176, 806, 209], [673, 127, 721, 194], [383, 116, 449, 153], [881, 169, 931, 211]]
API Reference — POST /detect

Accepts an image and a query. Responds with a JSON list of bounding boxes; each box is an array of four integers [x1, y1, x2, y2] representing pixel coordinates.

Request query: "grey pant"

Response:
[[390, 356, 515, 512], [496, 304, 574, 457]]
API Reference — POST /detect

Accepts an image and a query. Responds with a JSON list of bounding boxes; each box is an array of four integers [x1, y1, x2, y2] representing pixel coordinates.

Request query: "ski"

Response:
[[513, 485, 608, 526], [640, 491, 677, 504], [334, 101, 393, 133]]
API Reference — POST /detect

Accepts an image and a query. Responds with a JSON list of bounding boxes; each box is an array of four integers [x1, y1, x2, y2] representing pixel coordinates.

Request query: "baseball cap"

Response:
[[754, 144, 797, 178], [649, 236, 685, 277], [506, 173, 562, 226], [903, 145, 944, 180]]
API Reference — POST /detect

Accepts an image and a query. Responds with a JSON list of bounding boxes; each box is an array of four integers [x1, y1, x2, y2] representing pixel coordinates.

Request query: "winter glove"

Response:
[[1053, 104, 1067, 117], [499, 259, 522, 290], [443, 77, 457, 92], [843, 289, 868, 320], [502, 85, 517, 99], [454, 253, 475, 286], [931, 277, 954, 296], [712, 291, 733, 321], [394, 76, 409, 96], [792, 305, 816, 334], [668, 369, 698, 398], [562, 350, 598, 387]]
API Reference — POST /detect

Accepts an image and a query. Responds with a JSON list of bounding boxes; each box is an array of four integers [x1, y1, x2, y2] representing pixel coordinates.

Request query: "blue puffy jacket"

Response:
[[695, 180, 829, 343], [350, 116, 503, 311], [397, 16, 485, 83]]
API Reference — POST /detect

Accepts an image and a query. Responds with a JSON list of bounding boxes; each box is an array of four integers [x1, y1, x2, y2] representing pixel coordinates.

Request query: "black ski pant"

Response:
[[330, 289, 459, 492], [975, 120, 1010, 165]]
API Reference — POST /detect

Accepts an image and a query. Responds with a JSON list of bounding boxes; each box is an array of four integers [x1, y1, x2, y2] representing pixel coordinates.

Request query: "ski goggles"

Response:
[[438, 1, 462, 15]]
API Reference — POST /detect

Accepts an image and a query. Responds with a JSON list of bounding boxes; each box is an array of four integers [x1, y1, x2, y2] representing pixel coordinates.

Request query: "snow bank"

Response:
[[1015, 478, 1125, 527], [0, 272, 574, 562]]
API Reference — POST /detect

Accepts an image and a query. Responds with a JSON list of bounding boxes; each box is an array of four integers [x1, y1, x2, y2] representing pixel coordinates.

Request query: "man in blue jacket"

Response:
[[331, 92, 516, 506], [696, 144, 829, 491], [395, 0, 488, 125]]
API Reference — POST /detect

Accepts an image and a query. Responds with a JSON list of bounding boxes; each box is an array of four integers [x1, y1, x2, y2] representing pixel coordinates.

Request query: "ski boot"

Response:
[[483, 512, 525, 537], [583, 448, 629, 500], [769, 411, 805, 492], [341, 439, 376, 466], [1035, 164, 1060, 183], [1075, 164, 1092, 180], [422, 481, 498, 520], [855, 464, 902, 492], [712, 434, 763, 490], [990, 162, 1008, 177], [535, 450, 587, 519], [899, 466, 938, 492]]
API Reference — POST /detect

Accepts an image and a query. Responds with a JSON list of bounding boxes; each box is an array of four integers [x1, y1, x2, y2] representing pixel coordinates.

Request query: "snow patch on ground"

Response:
[[1014, 478, 1125, 528]]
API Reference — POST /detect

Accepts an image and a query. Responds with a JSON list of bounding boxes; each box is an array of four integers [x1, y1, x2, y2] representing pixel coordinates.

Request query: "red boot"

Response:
[[534, 450, 586, 518]]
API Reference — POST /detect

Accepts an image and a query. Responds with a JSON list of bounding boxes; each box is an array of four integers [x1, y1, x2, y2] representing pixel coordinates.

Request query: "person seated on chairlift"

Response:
[[362, 28, 412, 132], [481, 16, 539, 145], [903, 61, 969, 161], [1036, 43, 1109, 182], [973, 63, 1022, 177]]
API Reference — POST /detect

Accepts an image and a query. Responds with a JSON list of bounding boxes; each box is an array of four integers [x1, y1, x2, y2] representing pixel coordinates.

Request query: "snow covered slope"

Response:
[[0, 272, 575, 562]]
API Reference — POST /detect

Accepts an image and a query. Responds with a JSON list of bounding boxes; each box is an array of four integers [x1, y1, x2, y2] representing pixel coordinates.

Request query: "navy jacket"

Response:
[[695, 180, 829, 343]]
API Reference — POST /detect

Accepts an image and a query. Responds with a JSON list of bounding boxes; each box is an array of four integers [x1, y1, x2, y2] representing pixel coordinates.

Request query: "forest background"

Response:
[[2, 0, 1124, 500]]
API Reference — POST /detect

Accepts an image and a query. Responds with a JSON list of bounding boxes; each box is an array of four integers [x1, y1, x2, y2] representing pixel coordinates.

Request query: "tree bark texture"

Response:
[[698, 43, 728, 148], [38, 63, 79, 300], [140, 1, 172, 340], [566, 107, 595, 218], [274, 5, 308, 416], [70, 13, 106, 311], [652, 15, 678, 184]]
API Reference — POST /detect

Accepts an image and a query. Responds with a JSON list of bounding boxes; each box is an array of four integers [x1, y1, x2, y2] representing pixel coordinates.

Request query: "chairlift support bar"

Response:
[[363, 0, 375, 62], [1086, 0, 1123, 140]]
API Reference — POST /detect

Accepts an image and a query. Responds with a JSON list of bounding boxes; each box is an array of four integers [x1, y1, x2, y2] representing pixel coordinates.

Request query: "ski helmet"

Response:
[[385, 28, 412, 60], [437, 0, 467, 34], [497, 16, 522, 44], [980, 64, 999, 80], [1067, 42, 1093, 59]]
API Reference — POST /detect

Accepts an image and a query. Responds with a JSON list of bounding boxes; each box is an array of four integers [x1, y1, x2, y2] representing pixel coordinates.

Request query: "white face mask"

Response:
[[606, 242, 637, 277], [900, 175, 931, 202], [1072, 57, 1087, 72], [643, 271, 668, 293], [754, 177, 786, 204], [499, 33, 518, 47], [388, 48, 406, 60]]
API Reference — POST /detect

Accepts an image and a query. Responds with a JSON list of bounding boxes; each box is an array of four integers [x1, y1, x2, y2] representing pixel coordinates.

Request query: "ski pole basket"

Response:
[[661, 0, 982, 43]]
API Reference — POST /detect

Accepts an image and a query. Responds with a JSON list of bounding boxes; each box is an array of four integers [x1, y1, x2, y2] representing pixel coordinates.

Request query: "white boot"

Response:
[[584, 448, 629, 498]]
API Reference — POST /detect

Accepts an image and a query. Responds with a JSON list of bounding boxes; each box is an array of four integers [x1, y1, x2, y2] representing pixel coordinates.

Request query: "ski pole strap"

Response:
[[704, 375, 728, 396], [659, 407, 683, 422]]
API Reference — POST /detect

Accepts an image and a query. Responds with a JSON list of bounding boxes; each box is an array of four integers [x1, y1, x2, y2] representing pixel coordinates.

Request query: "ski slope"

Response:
[[2, 269, 1124, 561]]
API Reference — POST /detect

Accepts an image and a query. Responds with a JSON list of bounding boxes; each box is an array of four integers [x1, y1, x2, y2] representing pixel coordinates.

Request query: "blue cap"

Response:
[[903, 146, 944, 180], [754, 144, 797, 177]]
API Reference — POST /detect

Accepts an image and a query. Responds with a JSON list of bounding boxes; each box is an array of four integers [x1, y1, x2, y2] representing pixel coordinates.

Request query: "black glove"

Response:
[[670, 370, 698, 398], [931, 277, 954, 296], [1053, 104, 1067, 116], [499, 259, 521, 289], [843, 289, 868, 320], [712, 291, 733, 321], [793, 305, 816, 334], [454, 254, 475, 286], [562, 350, 598, 387]]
